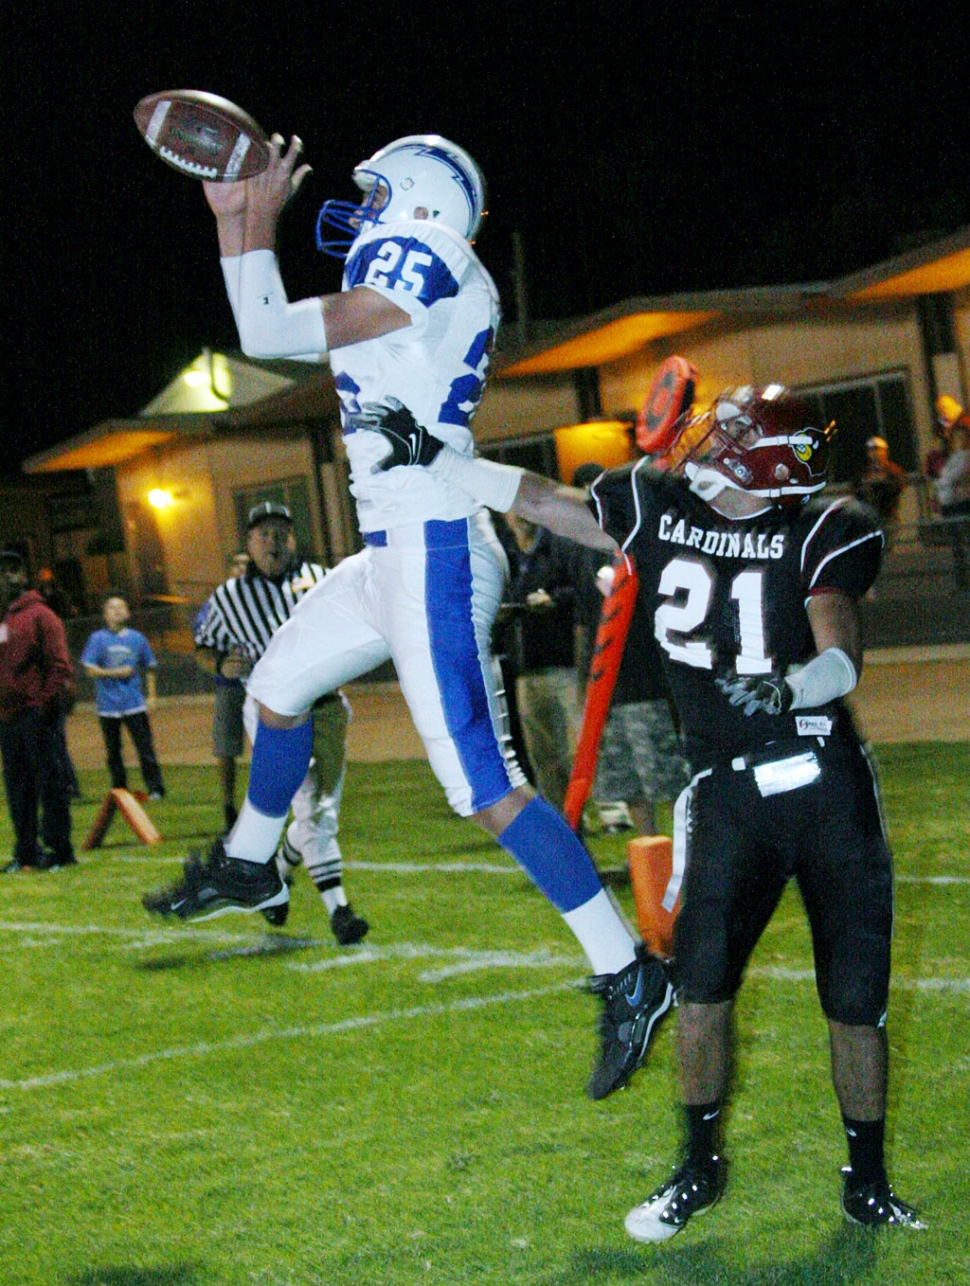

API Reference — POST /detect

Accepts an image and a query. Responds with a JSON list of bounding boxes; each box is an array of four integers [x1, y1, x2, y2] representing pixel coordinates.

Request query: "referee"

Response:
[[192, 502, 368, 943]]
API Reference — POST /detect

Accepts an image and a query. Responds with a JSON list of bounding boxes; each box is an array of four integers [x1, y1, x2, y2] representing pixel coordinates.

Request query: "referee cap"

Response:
[[247, 501, 293, 530]]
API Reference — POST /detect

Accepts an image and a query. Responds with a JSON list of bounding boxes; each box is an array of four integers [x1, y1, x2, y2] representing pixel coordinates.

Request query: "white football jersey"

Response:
[[330, 219, 501, 532]]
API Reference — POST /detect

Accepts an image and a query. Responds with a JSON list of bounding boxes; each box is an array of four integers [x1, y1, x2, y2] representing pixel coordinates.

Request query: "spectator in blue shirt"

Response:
[[80, 595, 165, 799]]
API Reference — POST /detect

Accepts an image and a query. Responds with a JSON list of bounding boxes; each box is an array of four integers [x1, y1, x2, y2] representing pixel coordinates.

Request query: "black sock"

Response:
[[842, 1115, 886, 1185], [684, 1101, 721, 1168]]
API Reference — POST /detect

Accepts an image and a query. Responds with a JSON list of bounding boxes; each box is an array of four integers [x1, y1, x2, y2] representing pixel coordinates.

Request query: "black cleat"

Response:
[[587, 947, 673, 1099], [625, 1155, 723, 1242], [841, 1167, 925, 1228], [261, 900, 290, 928], [261, 835, 302, 925], [142, 837, 288, 923], [331, 903, 369, 945]]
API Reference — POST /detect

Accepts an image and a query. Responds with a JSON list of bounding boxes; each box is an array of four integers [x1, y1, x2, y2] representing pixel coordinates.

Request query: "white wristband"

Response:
[[785, 647, 857, 709], [429, 446, 524, 513], [229, 250, 328, 362]]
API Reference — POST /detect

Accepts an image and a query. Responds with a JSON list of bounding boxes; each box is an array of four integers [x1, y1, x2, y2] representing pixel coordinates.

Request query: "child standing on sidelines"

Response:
[[80, 595, 165, 800]]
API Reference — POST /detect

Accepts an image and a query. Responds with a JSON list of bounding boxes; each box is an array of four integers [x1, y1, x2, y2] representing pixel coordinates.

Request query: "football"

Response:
[[133, 90, 271, 181]]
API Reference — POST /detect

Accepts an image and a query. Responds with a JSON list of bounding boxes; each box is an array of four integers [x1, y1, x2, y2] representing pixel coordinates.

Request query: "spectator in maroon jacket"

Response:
[[0, 549, 77, 871]]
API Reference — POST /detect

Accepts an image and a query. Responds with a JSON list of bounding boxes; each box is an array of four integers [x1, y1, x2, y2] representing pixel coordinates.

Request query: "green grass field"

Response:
[[1, 745, 968, 1285]]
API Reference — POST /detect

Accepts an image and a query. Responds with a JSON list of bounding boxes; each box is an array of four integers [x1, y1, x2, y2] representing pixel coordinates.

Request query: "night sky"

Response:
[[5, 0, 970, 473]]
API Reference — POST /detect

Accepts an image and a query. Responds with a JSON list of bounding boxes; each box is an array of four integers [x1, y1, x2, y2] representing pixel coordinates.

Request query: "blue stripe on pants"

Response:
[[424, 519, 512, 814]]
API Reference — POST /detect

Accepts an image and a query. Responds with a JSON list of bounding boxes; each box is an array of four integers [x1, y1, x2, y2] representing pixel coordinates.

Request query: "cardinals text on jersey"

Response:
[[590, 462, 883, 763]]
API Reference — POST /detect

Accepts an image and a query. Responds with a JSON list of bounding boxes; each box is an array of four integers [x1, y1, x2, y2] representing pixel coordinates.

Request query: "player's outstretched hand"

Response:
[[203, 134, 311, 220], [715, 671, 794, 717], [359, 399, 445, 472]]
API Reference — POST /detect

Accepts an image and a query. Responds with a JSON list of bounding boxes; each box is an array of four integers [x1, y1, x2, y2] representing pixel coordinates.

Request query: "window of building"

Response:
[[798, 371, 918, 484], [481, 435, 560, 478]]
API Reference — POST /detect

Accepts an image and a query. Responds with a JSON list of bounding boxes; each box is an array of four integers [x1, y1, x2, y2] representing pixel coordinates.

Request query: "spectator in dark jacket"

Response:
[[495, 513, 585, 812], [0, 549, 77, 871]]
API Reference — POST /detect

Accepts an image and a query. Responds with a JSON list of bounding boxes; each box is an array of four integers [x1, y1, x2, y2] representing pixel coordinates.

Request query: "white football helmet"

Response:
[[317, 134, 487, 257]]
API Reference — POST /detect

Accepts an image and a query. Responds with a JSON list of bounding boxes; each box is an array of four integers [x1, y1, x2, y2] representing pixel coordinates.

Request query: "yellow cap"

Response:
[[936, 394, 963, 425]]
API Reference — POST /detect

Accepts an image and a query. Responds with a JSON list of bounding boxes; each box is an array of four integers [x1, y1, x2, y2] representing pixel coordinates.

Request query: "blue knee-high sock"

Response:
[[497, 796, 603, 913], [247, 720, 314, 818]]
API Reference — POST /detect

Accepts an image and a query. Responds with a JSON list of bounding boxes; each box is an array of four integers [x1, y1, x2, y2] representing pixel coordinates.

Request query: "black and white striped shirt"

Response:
[[194, 561, 326, 662]]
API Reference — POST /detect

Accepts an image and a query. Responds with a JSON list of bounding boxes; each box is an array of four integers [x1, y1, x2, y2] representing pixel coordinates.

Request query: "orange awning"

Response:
[[501, 311, 718, 375]]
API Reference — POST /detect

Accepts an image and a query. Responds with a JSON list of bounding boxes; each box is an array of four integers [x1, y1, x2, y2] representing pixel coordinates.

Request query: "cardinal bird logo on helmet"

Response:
[[665, 383, 835, 510]]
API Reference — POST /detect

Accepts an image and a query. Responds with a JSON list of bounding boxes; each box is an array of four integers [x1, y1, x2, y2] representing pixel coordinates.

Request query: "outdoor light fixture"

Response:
[[179, 349, 232, 407], [148, 488, 175, 510]]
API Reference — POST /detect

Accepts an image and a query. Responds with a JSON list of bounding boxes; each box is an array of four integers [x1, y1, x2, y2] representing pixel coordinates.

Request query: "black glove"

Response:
[[357, 398, 444, 472], [715, 671, 794, 717]]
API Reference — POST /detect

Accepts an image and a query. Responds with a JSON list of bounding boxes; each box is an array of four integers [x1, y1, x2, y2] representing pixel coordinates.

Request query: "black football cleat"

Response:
[[841, 1167, 925, 1229], [625, 1155, 723, 1242], [261, 900, 291, 928], [260, 835, 304, 927], [142, 837, 288, 923], [330, 903, 370, 945], [587, 947, 673, 1099]]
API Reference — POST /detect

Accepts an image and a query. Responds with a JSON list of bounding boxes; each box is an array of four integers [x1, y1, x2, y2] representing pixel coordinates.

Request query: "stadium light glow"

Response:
[[148, 488, 174, 510]]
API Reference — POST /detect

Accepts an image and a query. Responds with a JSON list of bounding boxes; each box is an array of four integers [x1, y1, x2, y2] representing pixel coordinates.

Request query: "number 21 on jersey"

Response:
[[654, 557, 772, 675]]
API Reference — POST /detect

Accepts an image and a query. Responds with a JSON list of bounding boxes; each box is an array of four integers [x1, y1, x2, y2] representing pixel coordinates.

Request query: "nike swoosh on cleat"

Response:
[[626, 971, 645, 1008]]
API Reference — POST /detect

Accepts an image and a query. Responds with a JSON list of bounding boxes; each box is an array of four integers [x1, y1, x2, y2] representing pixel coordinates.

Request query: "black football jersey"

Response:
[[589, 462, 883, 763]]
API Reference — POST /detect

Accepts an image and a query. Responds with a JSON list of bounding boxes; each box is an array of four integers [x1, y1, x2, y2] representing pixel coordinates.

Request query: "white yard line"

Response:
[[111, 856, 522, 873], [895, 875, 970, 884], [30, 852, 970, 883], [1, 923, 967, 1094], [0, 921, 270, 949], [283, 942, 578, 979], [748, 966, 970, 993], [346, 860, 520, 874], [0, 982, 580, 1094]]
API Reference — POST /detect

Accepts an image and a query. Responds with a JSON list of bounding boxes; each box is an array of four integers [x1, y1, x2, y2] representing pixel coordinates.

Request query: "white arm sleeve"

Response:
[[785, 647, 858, 709], [428, 445, 524, 513], [220, 257, 242, 327], [222, 250, 328, 362]]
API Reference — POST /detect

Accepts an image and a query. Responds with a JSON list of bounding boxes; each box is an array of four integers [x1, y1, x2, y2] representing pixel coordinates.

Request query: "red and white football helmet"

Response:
[[664, 384, 835, 509]]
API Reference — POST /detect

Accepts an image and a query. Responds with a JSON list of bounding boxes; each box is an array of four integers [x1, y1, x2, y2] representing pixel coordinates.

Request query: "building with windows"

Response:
[[22, 226, 970, 616], [483, 226, 970, 516]]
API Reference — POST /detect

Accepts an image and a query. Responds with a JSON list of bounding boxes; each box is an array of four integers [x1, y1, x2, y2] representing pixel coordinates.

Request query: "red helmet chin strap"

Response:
[[636, 356, 698, 455]]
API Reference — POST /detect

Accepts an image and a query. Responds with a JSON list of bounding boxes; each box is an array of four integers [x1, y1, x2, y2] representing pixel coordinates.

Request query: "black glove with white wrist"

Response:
[[357, 398, 444, 472]]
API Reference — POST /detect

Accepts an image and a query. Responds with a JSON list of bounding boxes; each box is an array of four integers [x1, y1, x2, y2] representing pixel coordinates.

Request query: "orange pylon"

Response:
[[627, 835, 679, 960], [82, 788, 162, 850]]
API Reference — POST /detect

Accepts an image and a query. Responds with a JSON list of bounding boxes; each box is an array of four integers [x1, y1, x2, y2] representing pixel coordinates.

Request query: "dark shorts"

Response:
[[673, 738, 894, 1026], [213, 682, 246, 759]]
